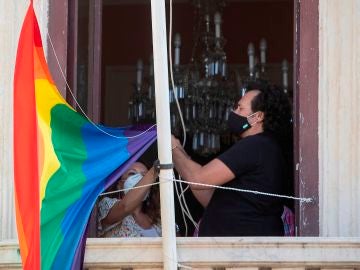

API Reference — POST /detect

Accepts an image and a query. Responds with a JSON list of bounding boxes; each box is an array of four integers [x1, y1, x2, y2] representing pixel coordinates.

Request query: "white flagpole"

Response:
[[150, 1, 178, 269]]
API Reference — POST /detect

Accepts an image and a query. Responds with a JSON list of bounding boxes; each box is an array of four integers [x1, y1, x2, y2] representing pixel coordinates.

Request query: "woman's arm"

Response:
[[171, 136, 235, 207], [102, 167, 157, 226]]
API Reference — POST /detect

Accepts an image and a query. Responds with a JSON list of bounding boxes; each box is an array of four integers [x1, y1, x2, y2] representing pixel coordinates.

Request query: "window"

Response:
[[48, 0, 319, 237]]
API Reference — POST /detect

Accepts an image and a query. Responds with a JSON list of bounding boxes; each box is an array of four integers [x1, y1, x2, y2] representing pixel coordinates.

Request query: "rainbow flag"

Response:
[[13, 3, 156, 270]]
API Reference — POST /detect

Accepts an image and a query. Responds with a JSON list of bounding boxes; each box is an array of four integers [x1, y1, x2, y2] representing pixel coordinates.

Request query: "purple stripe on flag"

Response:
[[71, 225, 87, 270]]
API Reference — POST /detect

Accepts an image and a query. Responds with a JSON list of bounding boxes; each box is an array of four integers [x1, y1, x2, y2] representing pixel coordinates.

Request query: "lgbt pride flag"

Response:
[[13, 3, 156, 270]]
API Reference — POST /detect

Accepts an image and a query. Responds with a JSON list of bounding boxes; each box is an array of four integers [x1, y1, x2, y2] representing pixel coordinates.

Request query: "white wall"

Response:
[[319, 0, 360, 236], [0, 0, 49, 240]]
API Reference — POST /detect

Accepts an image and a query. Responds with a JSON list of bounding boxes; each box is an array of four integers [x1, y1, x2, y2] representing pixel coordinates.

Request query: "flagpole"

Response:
[[150, 1, 178, 270]]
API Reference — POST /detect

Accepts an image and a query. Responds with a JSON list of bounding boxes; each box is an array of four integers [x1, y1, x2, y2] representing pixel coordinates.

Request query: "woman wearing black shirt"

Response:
[[171, 86, 292, 236]]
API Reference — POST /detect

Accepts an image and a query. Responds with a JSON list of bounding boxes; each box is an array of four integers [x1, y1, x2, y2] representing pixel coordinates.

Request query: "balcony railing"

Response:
[[1, 237, 360, 269]]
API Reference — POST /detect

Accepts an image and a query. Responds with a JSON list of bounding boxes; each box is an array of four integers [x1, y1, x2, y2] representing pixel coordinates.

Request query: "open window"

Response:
[[48, 0, 319, 237]]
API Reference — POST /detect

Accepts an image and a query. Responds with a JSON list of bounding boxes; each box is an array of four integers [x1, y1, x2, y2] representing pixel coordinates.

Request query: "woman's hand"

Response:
[[171, 134, 181, 149]]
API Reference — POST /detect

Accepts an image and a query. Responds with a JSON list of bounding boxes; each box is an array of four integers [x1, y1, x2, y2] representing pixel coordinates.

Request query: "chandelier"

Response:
[[128, 0, 290, 156]]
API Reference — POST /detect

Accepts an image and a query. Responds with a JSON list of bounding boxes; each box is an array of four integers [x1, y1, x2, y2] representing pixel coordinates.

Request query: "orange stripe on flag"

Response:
[[15, 195, 29, 263], [34, 46, 54, 83]]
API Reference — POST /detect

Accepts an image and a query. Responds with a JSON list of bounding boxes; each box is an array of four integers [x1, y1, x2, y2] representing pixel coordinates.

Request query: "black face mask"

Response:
[[227, 111, 251, 134]]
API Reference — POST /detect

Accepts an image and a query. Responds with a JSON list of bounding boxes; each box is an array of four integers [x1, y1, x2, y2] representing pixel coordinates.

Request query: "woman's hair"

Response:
[[133, 159, 161, 225], [249, 84, 292, 138], [142, 182, 161, 225]]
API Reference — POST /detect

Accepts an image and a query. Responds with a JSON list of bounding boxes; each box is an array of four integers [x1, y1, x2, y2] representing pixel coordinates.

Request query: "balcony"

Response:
[[1, 237, 360, 269]]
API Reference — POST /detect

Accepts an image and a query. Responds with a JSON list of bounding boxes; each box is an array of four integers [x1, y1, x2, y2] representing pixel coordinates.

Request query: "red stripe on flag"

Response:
[[13, 4, 40, 270]]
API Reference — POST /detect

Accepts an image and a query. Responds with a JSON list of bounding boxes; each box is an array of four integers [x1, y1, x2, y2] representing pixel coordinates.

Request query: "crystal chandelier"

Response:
[[128, 0, 290, 156]]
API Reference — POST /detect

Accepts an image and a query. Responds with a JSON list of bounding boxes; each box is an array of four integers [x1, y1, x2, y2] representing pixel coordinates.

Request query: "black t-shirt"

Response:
[[198, 132, 286, 236]]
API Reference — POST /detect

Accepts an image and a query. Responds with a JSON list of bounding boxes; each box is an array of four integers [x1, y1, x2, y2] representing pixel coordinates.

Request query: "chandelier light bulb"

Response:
[[282, 59, 289, 91], [174, 33, 181, 66], [205, 14, 210, 32], [248, 43, 255, 74], [136, 59, 144, 89], [214, 12, 222, 38], [260, 38, 267, 64]]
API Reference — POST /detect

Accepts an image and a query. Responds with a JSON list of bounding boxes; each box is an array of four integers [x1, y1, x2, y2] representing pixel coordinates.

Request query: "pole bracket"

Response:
[[153, 159, 174, 174]]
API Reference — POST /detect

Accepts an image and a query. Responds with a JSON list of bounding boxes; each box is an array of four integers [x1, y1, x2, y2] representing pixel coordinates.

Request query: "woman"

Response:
[[98, 162, 161, 237], [171, 85, 293, 236]]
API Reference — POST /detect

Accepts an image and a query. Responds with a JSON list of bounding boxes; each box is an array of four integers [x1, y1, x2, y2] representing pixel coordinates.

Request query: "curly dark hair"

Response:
[[248, 84, 294, 208], [141, 182, 160, 225], [249, 84, 292, 138], [137, 158, 161, 225]]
